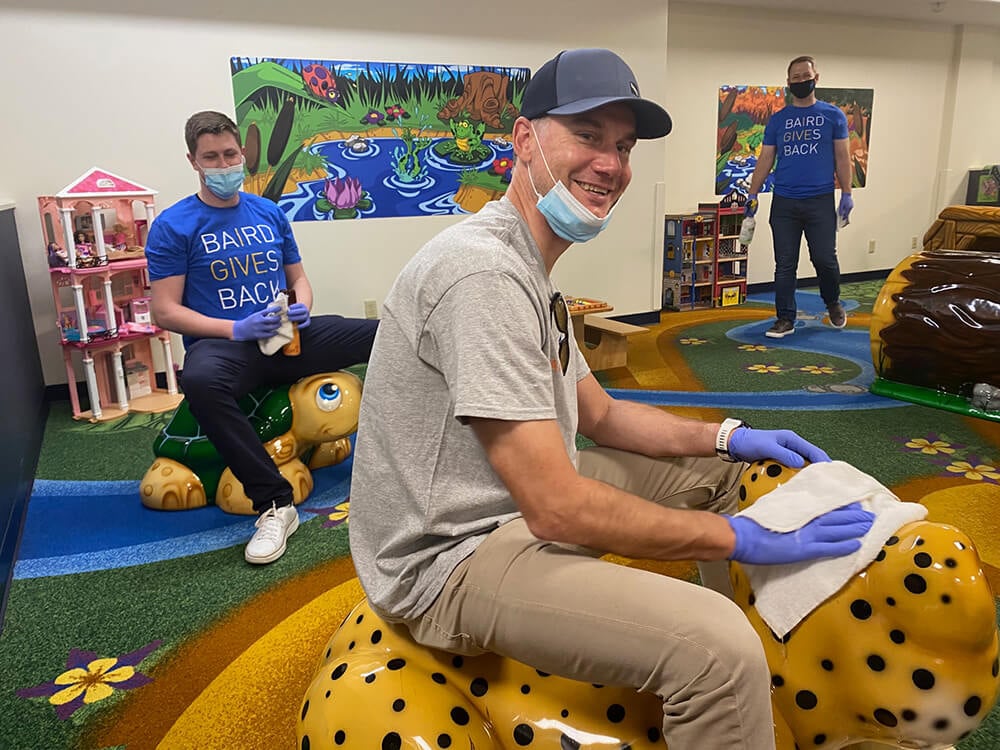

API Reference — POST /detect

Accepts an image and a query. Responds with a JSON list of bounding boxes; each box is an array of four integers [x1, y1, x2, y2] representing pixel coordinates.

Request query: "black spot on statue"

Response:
[[606, 704, 626, 723], [382, 731, 402, 750], [873, 708, 898, 727], [513, 723, 534, 746], [795, 690, 818, 710], [470, 677, 489, 697], [850, 599, 873, 620], [965, 695, 983, 716], [912, 668, 936, 690]]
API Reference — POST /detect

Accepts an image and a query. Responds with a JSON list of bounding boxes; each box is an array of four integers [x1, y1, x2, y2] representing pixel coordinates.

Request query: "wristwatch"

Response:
[[715, 418, 749, 462]]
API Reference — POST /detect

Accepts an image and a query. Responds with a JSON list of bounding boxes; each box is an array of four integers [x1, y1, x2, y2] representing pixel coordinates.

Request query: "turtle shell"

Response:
[[152, 385, 293, 502]]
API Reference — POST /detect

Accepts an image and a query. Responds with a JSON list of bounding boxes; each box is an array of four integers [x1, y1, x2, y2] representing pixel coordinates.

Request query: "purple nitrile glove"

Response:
[[287, 302, 311, 329], [725, 502, 875, 565], [838, 194, 854, 224], [744, 194, 759, 218], [232, 304, 282, 341], [727, 427, 831, 468]]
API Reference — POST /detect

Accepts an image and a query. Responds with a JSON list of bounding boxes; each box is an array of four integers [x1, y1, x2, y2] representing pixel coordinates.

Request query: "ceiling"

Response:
[[689, 0, 1000, 29]]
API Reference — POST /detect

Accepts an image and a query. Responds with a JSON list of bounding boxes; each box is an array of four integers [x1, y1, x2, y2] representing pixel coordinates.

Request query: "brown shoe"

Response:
[[765, 319, 795, 338], [827, 301, 847, 329]]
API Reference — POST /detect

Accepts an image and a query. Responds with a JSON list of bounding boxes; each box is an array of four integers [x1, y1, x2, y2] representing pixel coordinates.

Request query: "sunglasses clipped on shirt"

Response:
[[550, 291, 570, 376]]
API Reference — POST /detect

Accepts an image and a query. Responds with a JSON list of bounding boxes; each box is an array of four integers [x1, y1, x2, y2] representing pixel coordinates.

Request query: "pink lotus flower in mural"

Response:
[[324, 177, 363, 210], [315, 177, 373, 220], [17, 640, 162, 720]]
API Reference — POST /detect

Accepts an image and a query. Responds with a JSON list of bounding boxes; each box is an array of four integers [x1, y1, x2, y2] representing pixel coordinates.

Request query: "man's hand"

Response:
[[744, 194, 759, 218], [838, 194, 854, 225], [232, 305, 282, 341], [725, 503, 875, 565], [287, 302, 311, 329], [727, 427, 831, 468]]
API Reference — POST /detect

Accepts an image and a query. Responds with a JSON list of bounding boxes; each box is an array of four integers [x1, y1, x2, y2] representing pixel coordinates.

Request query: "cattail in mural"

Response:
[[245, 122, 262, 176], [268, 97, 296, 168]]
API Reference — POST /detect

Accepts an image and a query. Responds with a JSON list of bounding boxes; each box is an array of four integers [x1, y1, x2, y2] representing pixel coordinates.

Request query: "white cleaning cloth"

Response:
[[736, 460, 927, 638], [258, 291, 295, 356]]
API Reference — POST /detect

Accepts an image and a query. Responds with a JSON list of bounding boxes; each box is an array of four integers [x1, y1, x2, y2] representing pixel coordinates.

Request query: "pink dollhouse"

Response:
[[39, 167, 182, 422]]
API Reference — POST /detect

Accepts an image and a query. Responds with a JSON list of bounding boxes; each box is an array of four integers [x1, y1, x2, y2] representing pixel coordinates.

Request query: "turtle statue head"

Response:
[[289, 371, 362, 443]]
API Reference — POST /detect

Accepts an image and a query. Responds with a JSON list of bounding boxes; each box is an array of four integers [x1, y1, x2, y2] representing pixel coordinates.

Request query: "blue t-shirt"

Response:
[[145, 192, 301, 346], [762, 101, 848, 199]]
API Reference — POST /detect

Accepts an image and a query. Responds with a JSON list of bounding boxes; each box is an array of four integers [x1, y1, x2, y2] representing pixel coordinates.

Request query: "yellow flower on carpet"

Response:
[[50, 658, 136, 706], [679, 337, 708, 345], [747, 364, 781, 374], [326, 501, 350, 526], [945, 461, 1000, 481], [905, 438, 955, 455], [738, 344, 767, 352], [17, 641, 159, 720], [800, 365, 835, 375]]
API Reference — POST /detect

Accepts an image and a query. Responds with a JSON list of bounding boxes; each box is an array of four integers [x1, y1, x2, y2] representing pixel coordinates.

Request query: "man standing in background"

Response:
[[745, 55, 854, 338]]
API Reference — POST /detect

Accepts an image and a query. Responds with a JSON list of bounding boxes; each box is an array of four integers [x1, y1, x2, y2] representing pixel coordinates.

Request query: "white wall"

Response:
[[665, 2, 1000, 288], [0, 1, 668, 384], [3, 1, 999, 385]]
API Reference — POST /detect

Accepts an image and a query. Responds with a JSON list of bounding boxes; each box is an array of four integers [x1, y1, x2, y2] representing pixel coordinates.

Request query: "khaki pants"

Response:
[[400, 447, 775, 750]]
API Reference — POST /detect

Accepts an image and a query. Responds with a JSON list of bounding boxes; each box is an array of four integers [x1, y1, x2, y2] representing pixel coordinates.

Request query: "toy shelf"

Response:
[[40, 168, 182, 422]]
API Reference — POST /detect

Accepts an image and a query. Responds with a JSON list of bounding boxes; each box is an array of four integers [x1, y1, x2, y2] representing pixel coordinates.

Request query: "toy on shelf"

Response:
[[39, 167, 182, 422]]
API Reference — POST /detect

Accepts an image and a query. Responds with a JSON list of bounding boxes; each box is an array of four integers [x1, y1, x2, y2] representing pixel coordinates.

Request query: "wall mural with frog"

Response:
[[230, 56, 528, 221]]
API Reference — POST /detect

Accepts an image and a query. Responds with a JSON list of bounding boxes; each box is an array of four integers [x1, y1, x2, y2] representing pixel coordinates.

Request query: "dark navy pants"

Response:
[[179, 315, 378, 513], [768, 192, 840, 322]]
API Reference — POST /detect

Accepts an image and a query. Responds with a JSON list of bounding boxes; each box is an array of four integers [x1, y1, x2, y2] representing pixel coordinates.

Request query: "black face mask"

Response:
[[788, 78, 816, 99]]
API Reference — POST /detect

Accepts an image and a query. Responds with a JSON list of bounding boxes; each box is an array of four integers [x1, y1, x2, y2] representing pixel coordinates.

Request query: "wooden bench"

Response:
[[581, 316, 649, 371]]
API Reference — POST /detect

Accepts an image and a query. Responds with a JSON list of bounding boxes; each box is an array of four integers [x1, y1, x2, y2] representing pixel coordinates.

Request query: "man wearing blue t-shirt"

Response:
[[745, 56, 854, 338], [146, 111, 377, 564]]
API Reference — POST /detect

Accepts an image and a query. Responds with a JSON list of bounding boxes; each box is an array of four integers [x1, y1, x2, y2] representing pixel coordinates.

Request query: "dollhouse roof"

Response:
[[56, 167, 157, 199]]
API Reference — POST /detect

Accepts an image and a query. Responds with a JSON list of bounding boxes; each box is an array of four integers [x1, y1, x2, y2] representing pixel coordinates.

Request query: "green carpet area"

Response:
[[5, 283, 1000, 749]]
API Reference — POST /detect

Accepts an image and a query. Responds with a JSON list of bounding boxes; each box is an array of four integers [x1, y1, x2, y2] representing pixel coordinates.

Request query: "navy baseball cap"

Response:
[[520, 48, 672, 139]]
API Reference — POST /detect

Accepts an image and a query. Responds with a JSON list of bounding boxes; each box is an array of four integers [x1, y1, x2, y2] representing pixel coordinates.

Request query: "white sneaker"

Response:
[[245, 504, 300, 564]]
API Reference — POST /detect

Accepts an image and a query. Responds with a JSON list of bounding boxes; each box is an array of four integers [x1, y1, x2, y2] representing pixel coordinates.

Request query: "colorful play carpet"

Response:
[[3, 279, 1000, 750]]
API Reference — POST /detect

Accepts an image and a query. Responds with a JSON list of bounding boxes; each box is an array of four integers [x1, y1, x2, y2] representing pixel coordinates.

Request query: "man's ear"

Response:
[[186, 153, 198, 171], [511, 116, 535, 159]]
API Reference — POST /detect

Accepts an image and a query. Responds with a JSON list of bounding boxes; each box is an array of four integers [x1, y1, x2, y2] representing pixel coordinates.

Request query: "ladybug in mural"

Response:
[[302, 63, 339, 102]]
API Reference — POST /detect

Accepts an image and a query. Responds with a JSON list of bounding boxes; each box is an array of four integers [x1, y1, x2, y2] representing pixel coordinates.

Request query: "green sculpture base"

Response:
[[870, 377, 1000, 423]]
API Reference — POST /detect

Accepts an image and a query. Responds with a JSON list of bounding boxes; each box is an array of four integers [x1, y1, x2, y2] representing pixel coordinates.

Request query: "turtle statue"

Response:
[[140, 370, 362, 515]]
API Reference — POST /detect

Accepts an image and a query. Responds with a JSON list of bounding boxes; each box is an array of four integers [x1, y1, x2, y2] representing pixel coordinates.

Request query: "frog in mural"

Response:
[[432, 115, 490, 165]]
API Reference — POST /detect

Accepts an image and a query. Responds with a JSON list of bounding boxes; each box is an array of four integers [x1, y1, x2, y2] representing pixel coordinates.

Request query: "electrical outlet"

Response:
[[911, 236, 918, 250], [363, 299, 379, 319], [868, 239, 876, 254]]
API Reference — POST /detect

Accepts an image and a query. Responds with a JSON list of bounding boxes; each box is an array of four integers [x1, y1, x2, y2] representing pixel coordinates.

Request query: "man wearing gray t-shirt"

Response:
[[349, 48, 873, 750]]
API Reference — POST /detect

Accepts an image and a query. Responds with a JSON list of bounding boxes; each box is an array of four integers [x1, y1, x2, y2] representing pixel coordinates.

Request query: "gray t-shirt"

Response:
[[349, 197, 589, 620]]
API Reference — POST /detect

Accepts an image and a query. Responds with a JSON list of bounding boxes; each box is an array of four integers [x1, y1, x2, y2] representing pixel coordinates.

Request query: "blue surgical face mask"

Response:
[[526, 124, 614, 243], [199, 159, 245, 200]]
